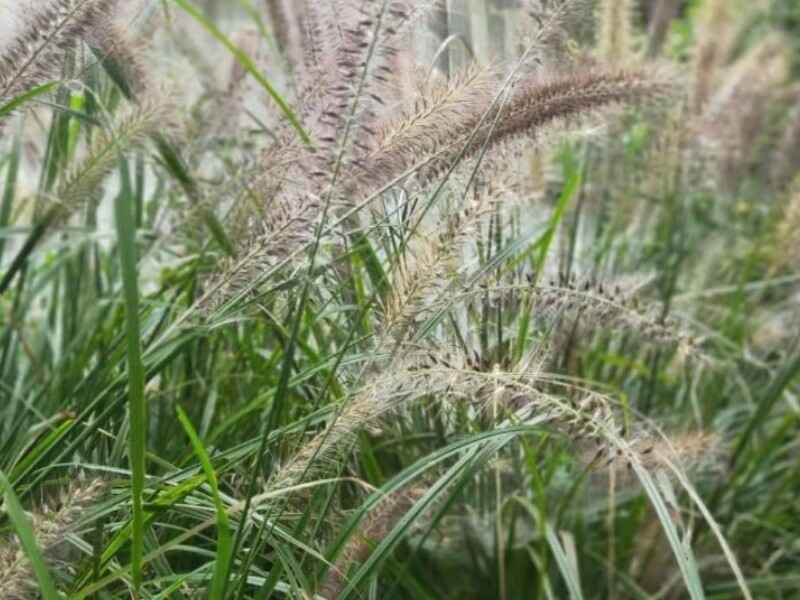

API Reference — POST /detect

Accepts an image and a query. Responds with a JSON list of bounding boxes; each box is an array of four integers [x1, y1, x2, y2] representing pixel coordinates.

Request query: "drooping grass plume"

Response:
[[363, 65, 495, 182], [474, 67, 669, 152], [496, 275, 699, 353], [585, 430, 727, 484], [358, 66, 671, 197], [0, 0, 119, 103], [267, 346, 624, 503], [319, 486, 427, 599], [53, 101, 167, 225], [83, 13, 149, 99], [0, 100, 166, 295], [0, 477, 105, 600], [266, 360, 440, 493]]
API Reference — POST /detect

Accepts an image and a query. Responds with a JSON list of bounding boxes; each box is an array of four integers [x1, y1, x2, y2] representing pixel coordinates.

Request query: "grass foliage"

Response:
[[1, 0, 799, 598]]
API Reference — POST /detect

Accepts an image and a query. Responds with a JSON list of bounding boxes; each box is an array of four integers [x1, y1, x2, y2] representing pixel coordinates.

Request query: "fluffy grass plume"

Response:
[[0, 477, 104, 600], [0, 0, 118, 101]]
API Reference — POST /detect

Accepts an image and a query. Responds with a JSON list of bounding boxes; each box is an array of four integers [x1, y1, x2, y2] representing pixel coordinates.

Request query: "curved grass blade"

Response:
[[335, 428, 528, 598], [662, 457, 753, 600], [9, 419, 74, 482], [544, 523, 585, 600], [0, 81, 59, 120], [628, 459, 706, 600]]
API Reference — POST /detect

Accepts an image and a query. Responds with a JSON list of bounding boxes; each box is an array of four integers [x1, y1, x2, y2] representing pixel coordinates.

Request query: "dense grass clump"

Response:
[[1, 1, 799, 598]]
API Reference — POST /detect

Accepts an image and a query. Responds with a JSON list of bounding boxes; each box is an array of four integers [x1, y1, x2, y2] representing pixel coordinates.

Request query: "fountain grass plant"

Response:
[[0, 0, 799, 598]]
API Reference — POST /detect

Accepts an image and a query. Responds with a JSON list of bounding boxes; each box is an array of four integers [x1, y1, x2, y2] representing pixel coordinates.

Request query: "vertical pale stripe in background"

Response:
[[446, 0, 472, 72], [488, 0, 508, 62], [401, 1, 510, 95], [647, 0, 682, 58], [469, 0, 493, 66], [428, 0, 451, 76], [0, 1, 21, 54]]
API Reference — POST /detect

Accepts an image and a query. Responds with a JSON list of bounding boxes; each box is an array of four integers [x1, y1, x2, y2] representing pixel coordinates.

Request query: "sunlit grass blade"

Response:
[[663, 457, 754, 600], [544, 523, 585, 600], [628, 459, 706, 600]]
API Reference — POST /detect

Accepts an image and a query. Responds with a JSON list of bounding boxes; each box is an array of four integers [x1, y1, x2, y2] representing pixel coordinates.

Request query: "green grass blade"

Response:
[[0, 208, 59, 295], [0, 81, 59, 120], [533, 148, 581, 273], [176, 406, 234, 600], [9, 419, 74, 482], [353, 232, 389, 298], [0, 469, 60, 600], [663, 457, 754, 600], [114, 159, 147, 592], [0, 126, 21, 263], [90, 46, 137, 100], [731, 344, 800, 469]]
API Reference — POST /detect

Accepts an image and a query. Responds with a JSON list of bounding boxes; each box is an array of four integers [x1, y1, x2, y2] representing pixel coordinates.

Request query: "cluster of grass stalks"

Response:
[[0, 0, 799, 598]]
